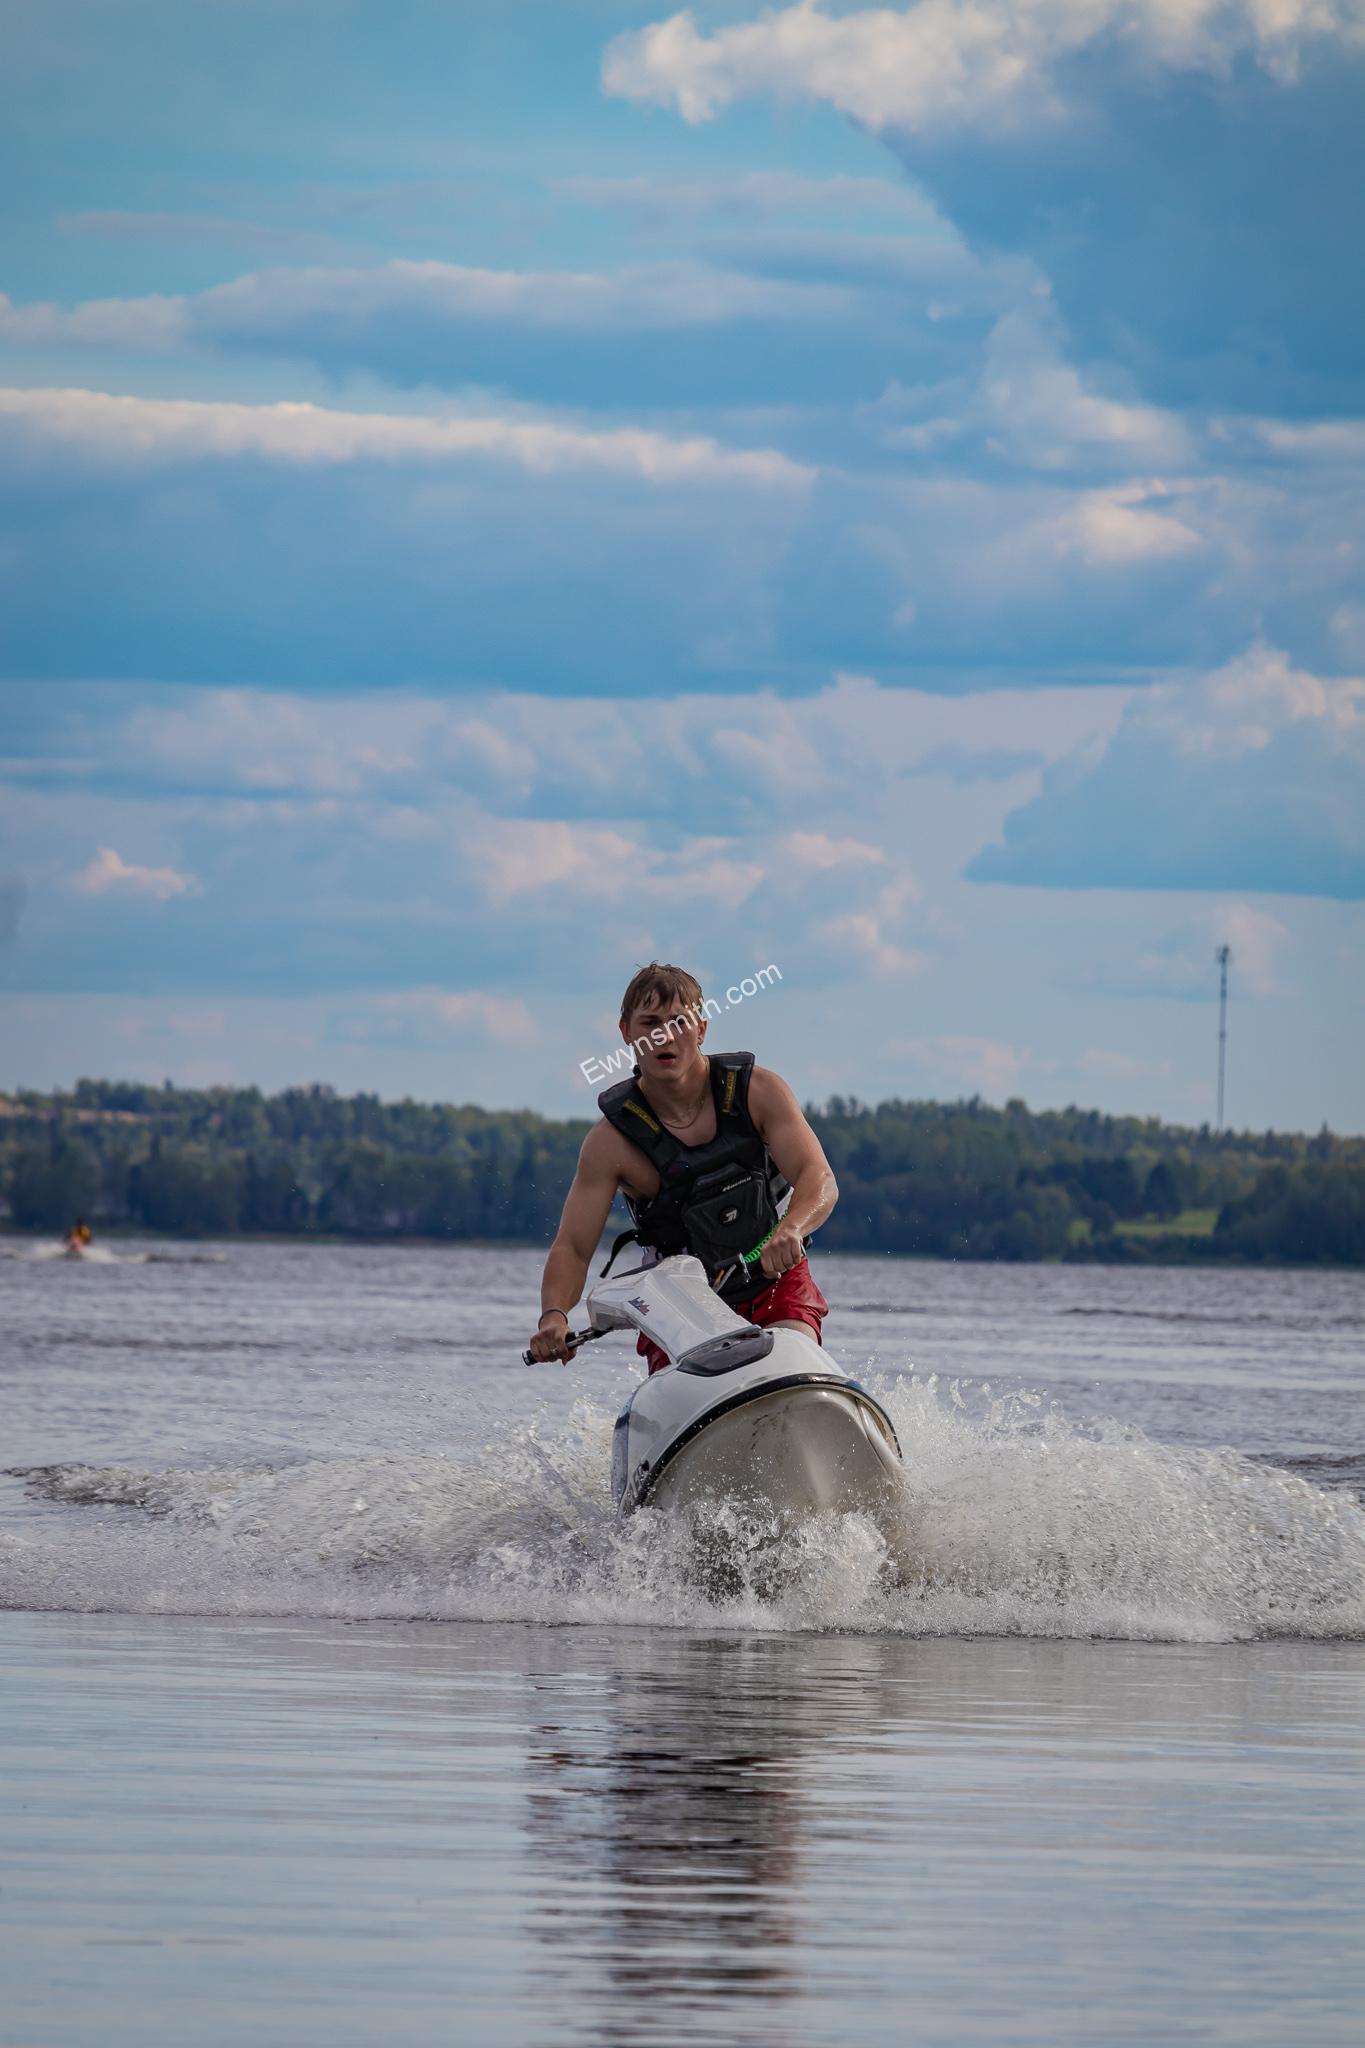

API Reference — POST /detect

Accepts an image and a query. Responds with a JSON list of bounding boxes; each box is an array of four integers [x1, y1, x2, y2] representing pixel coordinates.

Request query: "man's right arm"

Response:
[[526, 1127, 622, 1364]]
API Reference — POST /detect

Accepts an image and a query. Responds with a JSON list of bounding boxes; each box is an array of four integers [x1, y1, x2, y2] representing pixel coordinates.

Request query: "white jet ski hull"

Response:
[[589, 1254, 904, 1527], [638, 1377, 902, 1520]]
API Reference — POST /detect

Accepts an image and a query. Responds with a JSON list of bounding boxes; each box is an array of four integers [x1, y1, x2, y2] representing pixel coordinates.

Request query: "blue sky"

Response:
[[2, 0, 1362, 1130]]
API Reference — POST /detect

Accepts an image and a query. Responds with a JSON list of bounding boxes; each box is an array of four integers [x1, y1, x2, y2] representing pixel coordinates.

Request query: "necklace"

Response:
[[659, 1094, 709, 1131], [653, 1064, 711, 1131]]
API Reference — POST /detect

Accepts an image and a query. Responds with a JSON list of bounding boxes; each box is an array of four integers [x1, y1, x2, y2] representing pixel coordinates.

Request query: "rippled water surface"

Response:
[[3, 1241, 1364, 2042]]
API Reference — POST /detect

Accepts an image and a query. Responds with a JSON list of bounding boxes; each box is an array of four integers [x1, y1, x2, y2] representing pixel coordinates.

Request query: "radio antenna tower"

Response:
[[1215, 945, 1232, 1133]]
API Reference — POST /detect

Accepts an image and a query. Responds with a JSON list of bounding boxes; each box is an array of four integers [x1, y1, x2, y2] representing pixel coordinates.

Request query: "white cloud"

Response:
[[971, 643, 1365, 896], [1046, 482, 1206, 565], [603, 0, 1363, 134], [1131, 904, 1290, 996], [464, 818, 645, 904], [96, 673, 1121, 813], [198, 254, 849, 333], [974, 313, 1191, 469], [640, 841, 770, 905], [888, 1032, 1027, 1095], [819, 876, 925, 973], [459, 815, 768, 910], [0, 290, 187, 351], [0, 988, 541, 1091], [873, 311, 1194, 475], [779, 830, 887, 870], [1079, 1047, 1160, 1082], [555, 169, 940, 223], [368, 987, 539, 1046], [0, 386, 811, 490], [164, 1009, 228, 1041], [8, 674, 1133, 1040], [441, 715, 538, 789], [72, 846, 198, 901], [1244, 416, 1365, 462], [130, 691, 425, 796], [1329, 602, 1365, 659], [1150, 643, 1364, 757], [1212, 903, 1292, 993], [0, 256, 850, 357]]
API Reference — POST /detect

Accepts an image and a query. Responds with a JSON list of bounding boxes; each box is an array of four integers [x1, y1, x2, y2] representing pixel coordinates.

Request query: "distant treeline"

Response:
[[2, 1079, 1363, 1266]]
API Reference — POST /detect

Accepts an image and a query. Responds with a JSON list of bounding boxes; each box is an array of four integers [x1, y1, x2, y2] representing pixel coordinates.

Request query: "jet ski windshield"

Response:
[[676, 1328, 775, 1376]]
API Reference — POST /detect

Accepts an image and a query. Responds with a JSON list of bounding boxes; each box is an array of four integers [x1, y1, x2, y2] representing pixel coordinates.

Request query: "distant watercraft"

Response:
[[22, 1234, 138, 1265]]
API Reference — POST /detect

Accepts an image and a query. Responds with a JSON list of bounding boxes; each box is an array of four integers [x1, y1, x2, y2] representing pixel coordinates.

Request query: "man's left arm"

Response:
[[747, 1066, 839, 1280]]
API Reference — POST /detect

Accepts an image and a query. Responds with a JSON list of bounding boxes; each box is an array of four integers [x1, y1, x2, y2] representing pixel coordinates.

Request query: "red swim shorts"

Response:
[[636, 1256, 829, 1375]]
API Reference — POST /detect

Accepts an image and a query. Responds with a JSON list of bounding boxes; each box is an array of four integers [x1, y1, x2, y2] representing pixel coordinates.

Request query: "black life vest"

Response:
[[597, 1051, 796, 1305]]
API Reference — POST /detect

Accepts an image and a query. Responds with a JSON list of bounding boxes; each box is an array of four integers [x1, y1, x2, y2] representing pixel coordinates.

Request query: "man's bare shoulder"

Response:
[[747, 1063, 802, 1127], [580, 1116, 635, 1177]]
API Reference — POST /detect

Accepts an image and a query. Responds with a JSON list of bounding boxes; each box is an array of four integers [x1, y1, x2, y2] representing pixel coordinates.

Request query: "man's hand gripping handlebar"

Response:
[[522, 1312, 609, 1367]]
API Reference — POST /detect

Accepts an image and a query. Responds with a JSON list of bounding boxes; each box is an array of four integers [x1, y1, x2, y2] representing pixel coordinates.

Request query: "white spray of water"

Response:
[[1, 1242, 225, 1265], [5, 1377, 1363, 1640], [10, 1242, 147, 1265]]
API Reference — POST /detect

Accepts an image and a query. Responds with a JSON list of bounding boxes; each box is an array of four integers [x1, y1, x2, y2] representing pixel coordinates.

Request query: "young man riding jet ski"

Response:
[[526, 962, 839, 1372]]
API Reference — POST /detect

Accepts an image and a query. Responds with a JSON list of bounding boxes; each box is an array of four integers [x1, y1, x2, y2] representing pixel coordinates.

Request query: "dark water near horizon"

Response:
[[3, 1241, 1364, 2042]]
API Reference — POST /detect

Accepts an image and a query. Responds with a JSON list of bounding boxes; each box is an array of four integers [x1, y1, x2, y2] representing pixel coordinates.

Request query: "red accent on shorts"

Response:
[[636, 1256, 829, 1376]]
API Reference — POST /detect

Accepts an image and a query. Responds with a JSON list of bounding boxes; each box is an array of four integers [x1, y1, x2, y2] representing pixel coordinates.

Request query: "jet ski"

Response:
[[584, 1253, 904, 1526]]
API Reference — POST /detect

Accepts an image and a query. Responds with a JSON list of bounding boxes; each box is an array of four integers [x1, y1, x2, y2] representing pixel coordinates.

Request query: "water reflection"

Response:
[[7, 1614, 1365, 2048], [521, 1631, 899, 2043]]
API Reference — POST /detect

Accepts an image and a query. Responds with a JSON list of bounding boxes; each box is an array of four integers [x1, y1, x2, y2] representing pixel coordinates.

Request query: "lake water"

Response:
[[3, 1241, 1364, 2043]]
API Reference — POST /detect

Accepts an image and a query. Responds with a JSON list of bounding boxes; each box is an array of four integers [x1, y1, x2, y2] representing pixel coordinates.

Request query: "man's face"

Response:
[[626, 999, 706, 1078]]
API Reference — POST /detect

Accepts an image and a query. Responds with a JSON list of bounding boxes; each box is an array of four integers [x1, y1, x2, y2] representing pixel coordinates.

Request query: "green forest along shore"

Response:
[[3, 1081, 1363, 1265]]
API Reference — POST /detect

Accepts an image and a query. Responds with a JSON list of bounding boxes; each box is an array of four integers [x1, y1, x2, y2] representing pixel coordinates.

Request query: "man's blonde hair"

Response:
[[618, 961, 704, 1039]]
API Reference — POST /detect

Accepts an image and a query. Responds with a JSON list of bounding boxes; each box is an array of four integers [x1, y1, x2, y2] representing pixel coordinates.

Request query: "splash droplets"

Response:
[[6, 1381, 1364, 1641]]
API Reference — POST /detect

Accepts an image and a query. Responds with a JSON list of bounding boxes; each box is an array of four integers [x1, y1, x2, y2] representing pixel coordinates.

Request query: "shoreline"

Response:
[[2, 1224, 1358, 1272]]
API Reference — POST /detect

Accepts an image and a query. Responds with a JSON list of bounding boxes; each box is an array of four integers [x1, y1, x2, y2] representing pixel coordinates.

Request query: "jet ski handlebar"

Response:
[[521, 1322, 609, 1367], [522, 1253, 750, 1368]]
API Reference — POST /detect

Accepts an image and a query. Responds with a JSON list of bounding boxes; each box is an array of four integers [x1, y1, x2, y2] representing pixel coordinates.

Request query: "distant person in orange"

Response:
[[526, 962, 838, 1373], [63, 1218, 92, 1254]]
